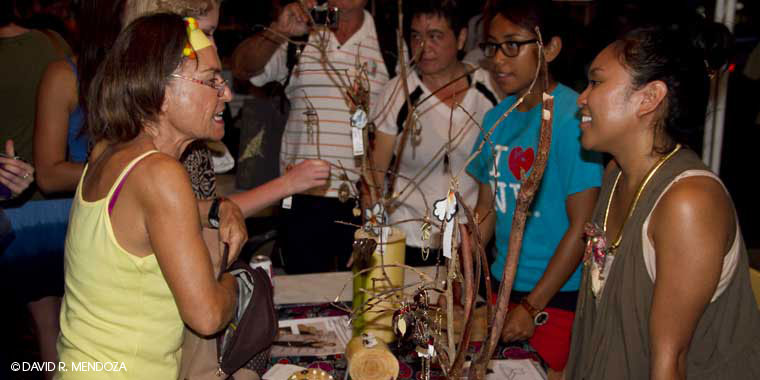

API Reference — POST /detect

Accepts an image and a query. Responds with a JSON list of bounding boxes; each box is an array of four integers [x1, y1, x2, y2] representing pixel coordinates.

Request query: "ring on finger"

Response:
[[22, 172, 30, 179]]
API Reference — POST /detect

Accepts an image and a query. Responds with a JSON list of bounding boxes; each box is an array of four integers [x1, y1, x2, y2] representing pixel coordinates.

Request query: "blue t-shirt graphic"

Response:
[[467, 83, 603, 292]]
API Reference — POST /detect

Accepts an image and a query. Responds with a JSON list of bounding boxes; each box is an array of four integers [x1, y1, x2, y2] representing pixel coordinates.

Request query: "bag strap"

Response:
[[284, 16, 400, 82], [395, 86, 424, 134], [215, 242, 229, 375], [284, 34, 308, 87], [217, 243, 229, 281], [284, 42, 296, 87], [374, 19, 398, 78]]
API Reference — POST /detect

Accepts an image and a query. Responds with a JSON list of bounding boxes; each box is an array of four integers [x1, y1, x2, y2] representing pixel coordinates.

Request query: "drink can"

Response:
[[250, 255, 273, 280]]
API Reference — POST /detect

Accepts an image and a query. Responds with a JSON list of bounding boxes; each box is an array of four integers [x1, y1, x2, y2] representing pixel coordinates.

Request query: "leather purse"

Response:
[[215, 246, 278, 378]]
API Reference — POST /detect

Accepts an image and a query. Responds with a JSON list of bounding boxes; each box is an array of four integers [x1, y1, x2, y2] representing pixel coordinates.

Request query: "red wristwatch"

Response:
[[520, 297, 549, 326]]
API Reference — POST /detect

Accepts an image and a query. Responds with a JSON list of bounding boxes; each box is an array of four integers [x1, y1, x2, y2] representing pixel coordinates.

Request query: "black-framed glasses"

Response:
[[479, 39, 538, 58], [169, 73, 228, 97]]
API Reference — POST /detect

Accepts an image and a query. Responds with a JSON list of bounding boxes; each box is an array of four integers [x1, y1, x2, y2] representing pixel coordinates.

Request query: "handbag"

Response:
[[179, 244, 277, 380], [216, 245, 278, 378], [179, 329, 266, 380]]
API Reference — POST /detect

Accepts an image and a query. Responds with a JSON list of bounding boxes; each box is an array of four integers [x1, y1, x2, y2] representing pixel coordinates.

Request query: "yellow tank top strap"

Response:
[[104, 150, 160, 200]]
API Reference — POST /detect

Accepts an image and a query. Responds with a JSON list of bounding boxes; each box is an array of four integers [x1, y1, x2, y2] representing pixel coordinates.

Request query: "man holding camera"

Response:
[[232, 0, 393, 274]]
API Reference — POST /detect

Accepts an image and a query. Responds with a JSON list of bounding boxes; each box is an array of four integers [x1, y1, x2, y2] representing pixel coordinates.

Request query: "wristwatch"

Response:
[[520, 297, 549, 326], [208, 197, 226, 229]]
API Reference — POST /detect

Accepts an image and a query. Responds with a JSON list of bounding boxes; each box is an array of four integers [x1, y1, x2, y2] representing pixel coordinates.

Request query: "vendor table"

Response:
[[269, 269, 546, 380]]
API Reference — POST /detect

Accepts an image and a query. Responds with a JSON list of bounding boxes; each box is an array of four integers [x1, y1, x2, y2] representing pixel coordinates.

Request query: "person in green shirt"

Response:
[[0, 0, 70, 204], [1, 3, 71, 379]]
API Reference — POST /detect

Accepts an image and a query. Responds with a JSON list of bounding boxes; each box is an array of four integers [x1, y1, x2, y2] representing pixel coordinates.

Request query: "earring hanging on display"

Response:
[[411, 112, 422, 145], [303, 92, 319, 144], [409, 112, 422, 160], [420, 217, 432, 262], [338, 182, 351, 203], [304, 109, 318, 144]]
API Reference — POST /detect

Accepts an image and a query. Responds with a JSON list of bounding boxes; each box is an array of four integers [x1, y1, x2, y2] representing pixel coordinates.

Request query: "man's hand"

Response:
[[283, 159, 330, 195], [271, 1, 316, 38], [217, 199, 248, 266], [500, 305, 536, 342]]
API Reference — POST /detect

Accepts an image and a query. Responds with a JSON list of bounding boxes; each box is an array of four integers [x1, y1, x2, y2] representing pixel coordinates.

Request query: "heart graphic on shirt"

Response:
[[508, 147, 535, 181]]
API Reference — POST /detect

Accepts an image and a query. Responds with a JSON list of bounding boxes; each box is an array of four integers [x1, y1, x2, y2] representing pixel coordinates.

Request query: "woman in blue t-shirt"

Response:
[[466, 1, 603, 379]]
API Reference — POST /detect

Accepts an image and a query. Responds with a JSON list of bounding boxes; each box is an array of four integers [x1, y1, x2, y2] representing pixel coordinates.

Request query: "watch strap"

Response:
[[520, 297, 549, 326], [519, 297, 541, 319]]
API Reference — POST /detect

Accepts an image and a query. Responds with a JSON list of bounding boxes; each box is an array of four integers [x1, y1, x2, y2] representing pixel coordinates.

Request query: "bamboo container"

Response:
[[352, 227, 406, 344], [345, 335, 399, 380]]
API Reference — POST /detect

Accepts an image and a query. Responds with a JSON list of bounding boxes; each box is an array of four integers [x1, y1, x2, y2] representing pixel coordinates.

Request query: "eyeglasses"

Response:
[[479, 39, 538, 58], [169, 73, 228, 97]]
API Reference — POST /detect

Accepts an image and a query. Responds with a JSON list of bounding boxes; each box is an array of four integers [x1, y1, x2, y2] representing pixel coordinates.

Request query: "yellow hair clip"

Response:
[[183, 17, 212, 59]]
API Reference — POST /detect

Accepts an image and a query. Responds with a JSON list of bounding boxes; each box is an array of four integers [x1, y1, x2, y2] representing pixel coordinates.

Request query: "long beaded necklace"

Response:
[[584, 144, 681, 299]]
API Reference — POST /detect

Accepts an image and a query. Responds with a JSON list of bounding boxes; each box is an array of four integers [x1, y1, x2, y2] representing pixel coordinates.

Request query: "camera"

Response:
[[310, 4, 339, 29]]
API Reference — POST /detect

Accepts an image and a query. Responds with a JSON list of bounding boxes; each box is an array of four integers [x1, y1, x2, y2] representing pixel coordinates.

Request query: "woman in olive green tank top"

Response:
[[566, 22, 760, 379]]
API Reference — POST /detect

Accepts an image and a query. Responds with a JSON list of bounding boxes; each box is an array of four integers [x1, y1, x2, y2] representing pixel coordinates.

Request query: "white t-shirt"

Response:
[[250, 11, 390, 197], [372, 67, 499, 247]]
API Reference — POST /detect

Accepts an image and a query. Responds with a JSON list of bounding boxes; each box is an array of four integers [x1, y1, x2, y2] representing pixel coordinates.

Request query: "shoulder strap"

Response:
[[108, 151, 160, 215], [475, 82, 498, 107], [396, 86, 424, 134], [284, 34, 309, 87], [284, 41, 298, 87], [375, 22, 398, 78]]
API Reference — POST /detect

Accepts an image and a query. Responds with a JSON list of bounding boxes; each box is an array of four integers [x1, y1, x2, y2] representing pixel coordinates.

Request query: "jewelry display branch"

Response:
[[266, 3, 553, 378]]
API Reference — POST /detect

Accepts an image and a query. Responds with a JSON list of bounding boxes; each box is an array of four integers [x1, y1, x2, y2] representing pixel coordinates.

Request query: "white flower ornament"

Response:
[[363, 202, 386, 236], [433, 191, 457, 222]]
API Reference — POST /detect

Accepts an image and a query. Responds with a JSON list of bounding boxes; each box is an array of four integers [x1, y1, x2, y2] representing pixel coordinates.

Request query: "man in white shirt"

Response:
[[370, 0, 499, 266], [232, 0, 394, 273]]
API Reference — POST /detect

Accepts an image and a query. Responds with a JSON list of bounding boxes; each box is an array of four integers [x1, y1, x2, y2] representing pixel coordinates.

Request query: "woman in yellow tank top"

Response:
[[56, 14, 245, 380]]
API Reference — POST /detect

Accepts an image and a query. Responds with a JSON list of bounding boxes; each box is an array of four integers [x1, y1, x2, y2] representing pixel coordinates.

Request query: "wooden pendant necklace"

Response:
[[584, 144, 681, 299]]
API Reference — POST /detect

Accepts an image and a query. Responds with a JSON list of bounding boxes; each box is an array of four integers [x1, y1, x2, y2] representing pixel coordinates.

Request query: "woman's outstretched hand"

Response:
[[284, 159, 331, 195]]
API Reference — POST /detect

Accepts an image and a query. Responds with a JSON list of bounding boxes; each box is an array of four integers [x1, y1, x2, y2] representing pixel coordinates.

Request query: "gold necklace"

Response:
[[602, 144, 681, 252]]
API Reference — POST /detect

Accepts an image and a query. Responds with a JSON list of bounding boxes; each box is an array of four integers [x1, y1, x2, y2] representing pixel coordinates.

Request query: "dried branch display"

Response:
[[469, 27, 553, 380], [263, 3, 554, 378]]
